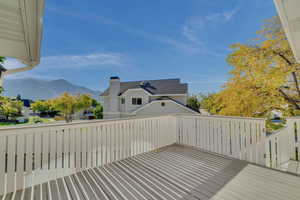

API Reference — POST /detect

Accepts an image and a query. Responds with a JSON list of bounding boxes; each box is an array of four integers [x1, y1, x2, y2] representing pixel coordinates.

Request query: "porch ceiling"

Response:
[[274, 0, 300, 63], [0, 0, 44, 67], [2, 145, 300, 200]]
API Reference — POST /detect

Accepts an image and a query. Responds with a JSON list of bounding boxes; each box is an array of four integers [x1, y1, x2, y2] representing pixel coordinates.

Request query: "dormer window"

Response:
[[132, 98, 142, 105]]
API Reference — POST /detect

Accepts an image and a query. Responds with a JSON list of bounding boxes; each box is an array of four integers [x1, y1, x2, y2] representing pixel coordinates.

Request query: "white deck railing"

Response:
[[265, 127, 290, 168], [0, 115, 176, 195], [176, 115, 266, 165], [264, 118, 300, 170], [287, 118, 300, 161], [1, 114, 298, 195]]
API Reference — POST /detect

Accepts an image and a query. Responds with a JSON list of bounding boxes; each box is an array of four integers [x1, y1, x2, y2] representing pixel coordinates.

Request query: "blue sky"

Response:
[[4, 0, 277, 94]]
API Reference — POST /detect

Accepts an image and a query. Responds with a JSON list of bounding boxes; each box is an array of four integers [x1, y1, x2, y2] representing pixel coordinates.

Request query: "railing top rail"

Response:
[[0, 114, 174, 133], [0, 113, 265, 135], [285, 117, 300, 120], [174, 113, 265, 121]]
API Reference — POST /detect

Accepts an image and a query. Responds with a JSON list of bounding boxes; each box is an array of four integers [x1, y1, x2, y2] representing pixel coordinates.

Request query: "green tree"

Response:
[[93, 104, 103, 119], [16, 94, 21, 101], [91, 98, 100, 107], [31, 100, 56, 116], [52, 93, 92, 122], [187, 96, 200, 111], [199, 93, 219, 114], [0, 97, 23, 120]]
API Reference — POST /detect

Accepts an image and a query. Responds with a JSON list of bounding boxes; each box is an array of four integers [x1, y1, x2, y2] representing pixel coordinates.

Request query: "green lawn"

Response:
[[0, 117, 54, 127], [0, 122, 26, 126]]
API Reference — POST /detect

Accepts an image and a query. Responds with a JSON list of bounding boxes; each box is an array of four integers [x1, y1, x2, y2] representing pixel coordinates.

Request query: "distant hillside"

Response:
[[3, 78, 101, 100]]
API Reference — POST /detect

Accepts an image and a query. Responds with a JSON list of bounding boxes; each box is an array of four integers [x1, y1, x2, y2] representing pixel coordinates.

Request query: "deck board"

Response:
[[2, 144, 300, 200]]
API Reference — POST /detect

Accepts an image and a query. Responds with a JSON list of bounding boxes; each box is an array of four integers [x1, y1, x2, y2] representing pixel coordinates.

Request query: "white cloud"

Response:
[[223, 7, 240, 22], [177, 7, 240, 56], [2, 59, 25, 69], [41, 53, 126, 69], [183, 7, 240, 42], [47, 6, 231, 57], [2, 52, 127, 81], [3, 52, 127, 70], [5, 71, 57, 80]]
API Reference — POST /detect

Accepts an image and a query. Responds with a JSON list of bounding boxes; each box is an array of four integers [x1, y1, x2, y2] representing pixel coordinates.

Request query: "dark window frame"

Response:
[[132, 97, 142, 105], [121, 97, 125, 104]]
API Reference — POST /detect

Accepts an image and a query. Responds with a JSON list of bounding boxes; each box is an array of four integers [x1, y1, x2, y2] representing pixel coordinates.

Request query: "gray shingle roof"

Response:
[[100, 78, 187, 96]]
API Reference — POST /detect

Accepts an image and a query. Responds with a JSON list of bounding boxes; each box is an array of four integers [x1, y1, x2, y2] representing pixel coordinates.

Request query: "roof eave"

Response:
[[0, 0, 45, 68], [274, 0, 300, 63]]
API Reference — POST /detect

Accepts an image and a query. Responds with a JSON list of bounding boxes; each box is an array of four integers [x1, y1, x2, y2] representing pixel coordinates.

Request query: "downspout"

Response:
[[0, 64, 7, 87], [0, 65, 36, 87], [0, 72, 4, 87]]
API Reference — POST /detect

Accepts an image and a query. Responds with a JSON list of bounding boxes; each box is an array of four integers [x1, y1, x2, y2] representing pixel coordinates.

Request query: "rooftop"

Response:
[[100, 78, 188, 96], [2, 145, 300, 200]]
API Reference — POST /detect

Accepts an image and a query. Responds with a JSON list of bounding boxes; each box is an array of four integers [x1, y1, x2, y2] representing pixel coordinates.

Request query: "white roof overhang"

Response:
[[0, 0, 45, 74], [274, 0, 300, 63]]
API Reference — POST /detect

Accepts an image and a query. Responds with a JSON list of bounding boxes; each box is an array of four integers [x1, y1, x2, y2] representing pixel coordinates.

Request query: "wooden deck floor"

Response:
[[1, 145, 300, 200]]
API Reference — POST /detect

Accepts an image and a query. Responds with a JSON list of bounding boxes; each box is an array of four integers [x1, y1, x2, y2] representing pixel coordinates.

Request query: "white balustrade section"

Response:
[[176, 115, 266, 165], [265, 127, 290, 169], [0, 115, 177, 195], [2, 113, 297, 196], [286, 118, 300, 161], [264, 118, 300, 171]]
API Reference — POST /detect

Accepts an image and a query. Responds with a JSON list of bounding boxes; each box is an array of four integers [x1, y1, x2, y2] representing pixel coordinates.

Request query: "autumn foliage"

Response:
[[206, 17, 300, 117]]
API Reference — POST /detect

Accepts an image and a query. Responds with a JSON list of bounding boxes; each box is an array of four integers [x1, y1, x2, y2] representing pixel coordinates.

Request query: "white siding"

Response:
[[135, 100, 194, 116], [122, 89, 150, 113], [150, 95, 187, 105]]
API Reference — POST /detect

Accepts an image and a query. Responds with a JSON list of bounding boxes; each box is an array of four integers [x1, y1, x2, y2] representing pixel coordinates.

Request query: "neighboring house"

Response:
[[100, 77, 198, 119]]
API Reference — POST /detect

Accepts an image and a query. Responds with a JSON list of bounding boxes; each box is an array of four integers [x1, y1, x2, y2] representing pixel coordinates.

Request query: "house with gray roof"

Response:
[[100, 77, 198, 119]]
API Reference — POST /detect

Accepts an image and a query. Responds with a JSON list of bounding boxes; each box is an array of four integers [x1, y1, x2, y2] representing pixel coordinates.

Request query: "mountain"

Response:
[[3, 78, 101, 100]]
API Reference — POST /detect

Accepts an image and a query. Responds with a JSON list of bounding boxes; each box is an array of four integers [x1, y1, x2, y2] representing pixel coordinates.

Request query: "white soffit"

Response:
[[274, 0, 300, 63], [0, 0, 45, 67]]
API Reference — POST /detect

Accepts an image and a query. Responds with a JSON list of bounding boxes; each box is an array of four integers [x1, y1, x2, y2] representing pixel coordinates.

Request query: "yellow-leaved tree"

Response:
[[52, 93, 92, 122], [213, 16, 300, 117]]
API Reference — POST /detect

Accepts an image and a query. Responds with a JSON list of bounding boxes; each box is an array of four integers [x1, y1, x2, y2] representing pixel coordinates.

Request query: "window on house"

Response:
[[137, 98, 142, 105], [121, 97, 125, 104], [132, 98, 142, 105]]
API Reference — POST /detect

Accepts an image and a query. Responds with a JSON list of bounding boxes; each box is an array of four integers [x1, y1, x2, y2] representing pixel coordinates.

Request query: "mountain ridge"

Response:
[[3, 78, 101, 100]]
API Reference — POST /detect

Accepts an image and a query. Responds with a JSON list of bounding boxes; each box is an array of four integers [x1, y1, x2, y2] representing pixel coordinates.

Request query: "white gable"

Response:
[[133, 100, 197, 116]]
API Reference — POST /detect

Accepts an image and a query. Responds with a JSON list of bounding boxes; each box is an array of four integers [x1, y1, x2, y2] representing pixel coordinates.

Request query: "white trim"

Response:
[[150, 94, 187, 96], [0, 0, 45, 86], [131, 99, 198, 114], [103, 112, 123, 114], [101, 89, 187, 97], [274, 0, 300, 63], [120, 88, 152, 96]]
